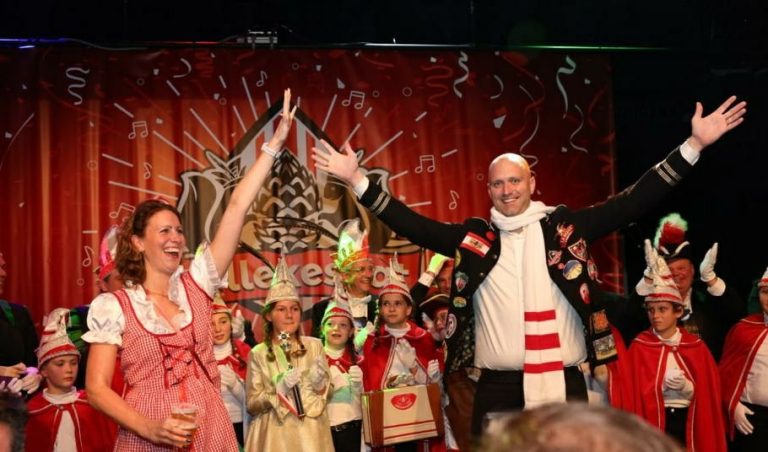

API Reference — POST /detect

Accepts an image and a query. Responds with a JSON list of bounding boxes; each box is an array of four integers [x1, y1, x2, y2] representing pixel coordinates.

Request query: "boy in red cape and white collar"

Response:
[[25, 308, 116, 451], [360, 255, 445, 452], [623, 241, 726, 451], [719, 266, 768, 452]]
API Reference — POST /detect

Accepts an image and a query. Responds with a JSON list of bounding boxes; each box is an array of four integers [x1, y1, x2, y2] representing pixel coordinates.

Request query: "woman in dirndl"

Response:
[[83, 89, 295, 451]]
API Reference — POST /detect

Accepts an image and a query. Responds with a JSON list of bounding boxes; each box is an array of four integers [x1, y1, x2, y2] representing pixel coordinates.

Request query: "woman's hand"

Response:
[[265, 88, 297, 152], [143, 417, 196, 448]]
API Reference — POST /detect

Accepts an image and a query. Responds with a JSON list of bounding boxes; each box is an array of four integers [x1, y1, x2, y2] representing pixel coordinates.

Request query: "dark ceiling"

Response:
[[1, 0, 766, 60]]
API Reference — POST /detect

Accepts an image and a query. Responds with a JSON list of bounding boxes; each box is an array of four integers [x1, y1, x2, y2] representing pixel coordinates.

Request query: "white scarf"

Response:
[[348, 294, 372, 319], [491, 202, 566, 408]]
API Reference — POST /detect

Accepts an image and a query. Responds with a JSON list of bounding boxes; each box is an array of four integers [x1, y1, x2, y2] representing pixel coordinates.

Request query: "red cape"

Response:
[[718, 313, 768, 440], [606, 325, 633, 409], [25, 390, 117, 452], [360, 321, 439, 391], [216, 339, 251, 380], [360, 322, 445, 452], [625, 329, 726, 452]]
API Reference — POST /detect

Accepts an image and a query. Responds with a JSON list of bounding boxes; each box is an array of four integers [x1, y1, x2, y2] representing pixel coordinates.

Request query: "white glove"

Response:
[[734, 401, 755, 435], [663, 368, 691, 393], [348, 365, 363, 387], [354, 321, 373, 350], [699, 242, 718, 282], [395, 339, 417, 369], [278, 368, 300, 393], [219, 365, 239, 389], [331, 373, 349, 391], [427, 359, 441, 383], [308, 356, 328, 391], [231, 309, 246, 341], [20, 367, 41, 394], [0, 378, 23, 395]]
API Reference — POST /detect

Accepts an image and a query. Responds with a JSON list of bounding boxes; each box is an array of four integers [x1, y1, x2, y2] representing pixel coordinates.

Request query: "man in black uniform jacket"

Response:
[[312, 96, 747, 439]]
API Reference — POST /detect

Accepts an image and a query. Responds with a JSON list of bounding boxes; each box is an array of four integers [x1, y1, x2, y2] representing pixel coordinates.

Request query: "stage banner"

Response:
[[0, 48, 619, 337]]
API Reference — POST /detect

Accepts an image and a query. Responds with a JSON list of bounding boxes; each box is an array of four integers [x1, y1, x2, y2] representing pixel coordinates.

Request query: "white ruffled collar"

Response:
[[654, 327, 681, 346], [43, 387, 78, 405]]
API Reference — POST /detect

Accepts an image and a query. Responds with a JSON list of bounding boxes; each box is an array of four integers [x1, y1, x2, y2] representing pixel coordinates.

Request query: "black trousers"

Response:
[[664, 406, 688, 448], [732, 402, 768, 452], [330, 420, 362, 452], [233, 422, 244, 447], [471, 366, 587, 436]]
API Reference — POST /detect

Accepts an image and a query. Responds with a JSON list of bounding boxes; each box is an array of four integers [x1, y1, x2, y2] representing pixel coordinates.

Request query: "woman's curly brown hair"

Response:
[[116, 199, 182, 285]]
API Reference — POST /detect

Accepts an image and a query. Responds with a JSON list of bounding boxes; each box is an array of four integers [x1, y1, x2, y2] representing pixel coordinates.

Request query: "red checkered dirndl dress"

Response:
[[113, 272, 238, 451]]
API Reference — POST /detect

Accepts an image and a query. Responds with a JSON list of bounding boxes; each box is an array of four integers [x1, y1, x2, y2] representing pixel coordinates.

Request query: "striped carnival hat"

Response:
[[379, 253, 413, 304], [36, 308, 80, 367], [212, 291, 231, 316], [644, 254, 684, 306], [332, 219, 371, 274], [759, 266, 768, 288], [321, 277, 355, 326], [264, 254, 300, 307]]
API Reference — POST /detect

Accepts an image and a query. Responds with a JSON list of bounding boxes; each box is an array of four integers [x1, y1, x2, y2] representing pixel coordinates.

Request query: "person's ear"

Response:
[[130, 235, 144, 253]]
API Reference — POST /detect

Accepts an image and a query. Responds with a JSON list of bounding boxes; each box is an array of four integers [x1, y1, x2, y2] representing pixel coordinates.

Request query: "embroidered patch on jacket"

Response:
[[452, 296, 468, 308], [454, 271, 469, 293], [579, 283, 591, 305], [547, 250, 563, 266], [445, 313, 457, 339], [460, 232, 491, 257], [567, 238, 588, 261], [556, 223, 575, 248], [587, 259, 598, 281], [593, 335, 617, 361], [591, 310, 610, 333], [563, 259, 583, 280]]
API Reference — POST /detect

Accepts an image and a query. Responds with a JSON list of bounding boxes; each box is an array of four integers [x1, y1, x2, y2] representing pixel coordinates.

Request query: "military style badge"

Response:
[[593, 335, 617, 361], [547, 250, 563, 266], [460, 232, 491, 257], [591, 310, 610, 333], [556, 223, 575, 248], [452, 296, 468, 308], [587, 259, 599, 281], [568, 238, 588, 261], [579, 282, 591, 305], [454, 271, 469, 293], [445, 313, 457, 338], [563, 259, 583, 280]]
